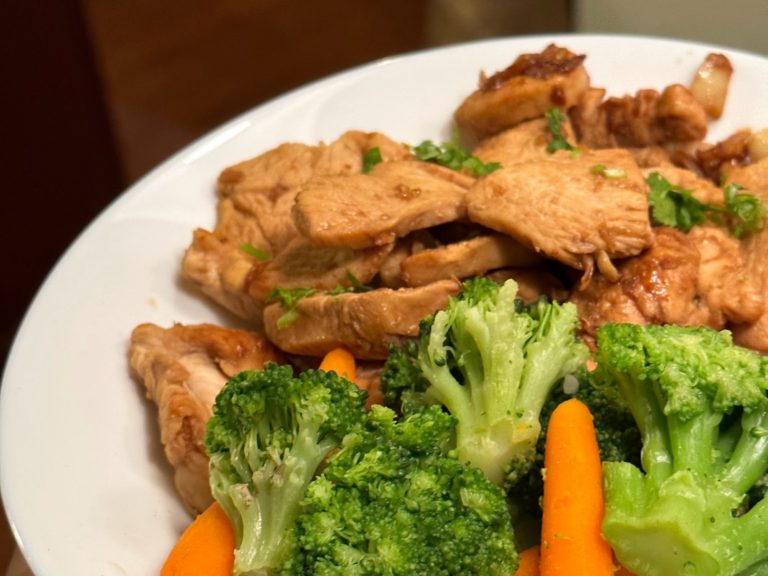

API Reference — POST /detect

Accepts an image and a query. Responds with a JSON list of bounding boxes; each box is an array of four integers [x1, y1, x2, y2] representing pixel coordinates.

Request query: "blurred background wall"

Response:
[[575, 0, 768, 55]]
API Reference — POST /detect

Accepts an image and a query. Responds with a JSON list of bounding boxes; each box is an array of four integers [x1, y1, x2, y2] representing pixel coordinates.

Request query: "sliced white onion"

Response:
[[748, 128, 768, 161], [690, 53, 734, 119]]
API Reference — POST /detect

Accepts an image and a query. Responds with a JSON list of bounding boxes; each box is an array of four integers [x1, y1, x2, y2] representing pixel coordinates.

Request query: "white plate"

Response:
[[2, 34, 767, 576]]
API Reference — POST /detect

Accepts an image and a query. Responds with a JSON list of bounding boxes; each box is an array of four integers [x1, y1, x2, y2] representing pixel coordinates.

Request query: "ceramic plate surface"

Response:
[[2, 34, 767, 576]]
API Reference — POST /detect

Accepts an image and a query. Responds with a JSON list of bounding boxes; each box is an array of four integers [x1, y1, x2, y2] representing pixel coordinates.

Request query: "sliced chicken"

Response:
[[182, 131, 410, 321], [400, 234, 542, 287], [218, 131, 411, 200], [571, 226, 761, 345], [571, 84, 708, 148], [377, 231, 438, 288], [467, 148, 653, 282], [689, 226, 764, 325], [486, 268, 569, 304], [725, 158, 768, 351], [129, 323, 283, 513], [263, 279, 462, 359], [471, 117, 577, 165], [182, 229, 265, 323], [569, 87, 614, 148], [293, 160, 474, 249], [696, 129, 752, 182], [246, 236, 394, 301], [455, 44, 590, 144]]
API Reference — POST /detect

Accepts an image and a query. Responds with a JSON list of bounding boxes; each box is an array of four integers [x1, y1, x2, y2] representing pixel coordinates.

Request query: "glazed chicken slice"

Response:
[[570, 84, 708, 149], [725, 157, 768, 351], [246, 236, 394, 301], [467, 147, 653, 282], [263, 279, 461, 359], [471, 117, 577, 165], [454, 44, 590, 145], [182, 131, 410, 321], [399, 234, 542, 287], [571, 226, 763, 345], [293, 160, 474, 249], [129, 323, 283, 513]]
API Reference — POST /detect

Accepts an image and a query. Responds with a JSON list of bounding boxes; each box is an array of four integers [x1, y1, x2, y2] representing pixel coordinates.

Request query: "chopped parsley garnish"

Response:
[[362, 147, 382, 174], [647, 172, 766, 236], [266, 287, 316, 328], [545, 107, 577, 153], [412, 132, 501, 176], [720, 183, 768, 238], [240, 243, 270, 260], [328, 271, 374, 296], [590, 164, 626, 179], [647, 172, 711, 232]]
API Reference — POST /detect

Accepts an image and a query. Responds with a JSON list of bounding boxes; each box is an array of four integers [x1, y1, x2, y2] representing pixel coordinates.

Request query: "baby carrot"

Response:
[[318, 347, 357, 383], [539, 398, 614, 576], [514, 545, 540, 576], [160, 501, 234, 576]]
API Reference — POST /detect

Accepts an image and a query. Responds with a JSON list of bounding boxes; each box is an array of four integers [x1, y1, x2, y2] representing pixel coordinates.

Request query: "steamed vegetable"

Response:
[[383, 278, 589, 486], [539, 398, 614, 576], [595, 324, 768, 576], [318, 347, 357, 383], [161, 502, 234, 576], [284, 405, 518, 575], [204, 363, 368, 575], [513, 372, 642, 515]]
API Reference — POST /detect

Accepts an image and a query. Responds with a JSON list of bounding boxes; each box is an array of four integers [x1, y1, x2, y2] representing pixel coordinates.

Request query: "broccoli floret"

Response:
[[380, 340, 432, 415], [415, 277, 589, 486], [284, 405, 518, 575], [594, 323, 768, 576], [204, 363, 368, 576]]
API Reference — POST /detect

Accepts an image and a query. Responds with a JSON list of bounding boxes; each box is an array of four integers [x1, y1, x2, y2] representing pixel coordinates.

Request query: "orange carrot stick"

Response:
[[161, 501, 234, 576], [318, 347, 357, 383], [514, 545, 540, 576], [539, 398, 614, 576]]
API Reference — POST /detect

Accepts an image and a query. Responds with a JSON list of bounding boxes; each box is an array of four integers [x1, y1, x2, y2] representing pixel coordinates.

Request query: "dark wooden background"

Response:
[[1, 1, 571, 570]]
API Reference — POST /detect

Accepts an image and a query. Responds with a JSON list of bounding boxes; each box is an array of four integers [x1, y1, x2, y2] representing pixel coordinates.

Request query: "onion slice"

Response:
[[690, 53, 734, 119]]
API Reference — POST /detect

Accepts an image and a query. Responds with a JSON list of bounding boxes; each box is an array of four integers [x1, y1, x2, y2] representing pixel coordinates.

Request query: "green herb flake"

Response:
[[591, 164, 626, 179], [266, 287, 316, 328], [329, 271, 372, 297], [362, 147, 382, 174], [412, 131, 501, 177], [545, 108, 577, 154], [646, 172, 709, 232], [240, 243, 270, 260], [647, 172, 767, 237], [721, 183, 767, 238]]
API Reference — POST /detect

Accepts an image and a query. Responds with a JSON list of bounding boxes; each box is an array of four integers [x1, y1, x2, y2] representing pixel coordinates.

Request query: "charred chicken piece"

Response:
[[571, 84, 708, 149], [571, 226, 762, 346], [455, 44, 590, 145]]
